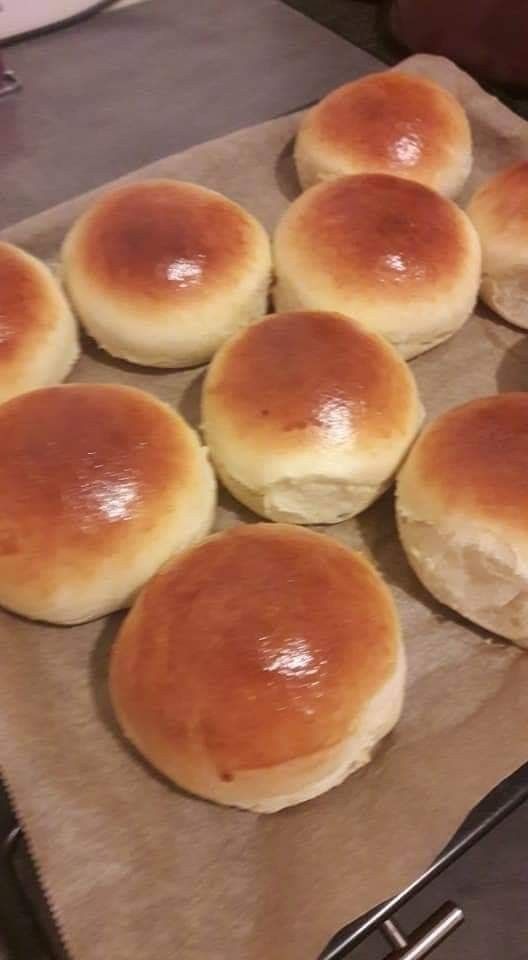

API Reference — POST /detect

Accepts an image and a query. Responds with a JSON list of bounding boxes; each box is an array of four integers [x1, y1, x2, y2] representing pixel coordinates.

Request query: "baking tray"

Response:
[[2, 54, 528, 960], [2, 761, 528, 960]]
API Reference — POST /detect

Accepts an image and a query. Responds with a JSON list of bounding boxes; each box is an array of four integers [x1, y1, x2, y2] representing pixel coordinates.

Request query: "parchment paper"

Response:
[[1, 55, 528, 960]]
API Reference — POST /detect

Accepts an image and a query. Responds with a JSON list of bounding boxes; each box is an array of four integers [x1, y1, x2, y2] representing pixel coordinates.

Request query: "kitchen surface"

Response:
[[0, 2, 527, 959]]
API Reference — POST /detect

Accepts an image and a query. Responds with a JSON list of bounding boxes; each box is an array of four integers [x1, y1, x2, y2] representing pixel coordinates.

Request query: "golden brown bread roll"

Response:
[[273, 174, 481, 359], [0, 383, 215, 624], [295, 70, 472, 197], [0, 241, 78, 404], [467, 162, 528, 329], [202, 310, 423, 523], [110, 523, 405, 812], [397, 393, 528, 647], [61, 179, 272, 367]]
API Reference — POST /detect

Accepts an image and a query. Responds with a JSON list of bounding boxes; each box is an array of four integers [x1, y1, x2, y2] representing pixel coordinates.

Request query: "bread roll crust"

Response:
[[110, 523, 405, 811], [203, 310, 423, 522], [397, 393, 528, 646], [295, 70, 472, 197], [67, 180, 258, 304], [399, 394, 528, 540], [206, 311, 417, 444], [467, 162, 528, 328], [281, 175, 465, 294], [0, 241, 79, 403], [0, 383, 215, 624], [62, 180, 271, 367], [273, 175, 481, 359]]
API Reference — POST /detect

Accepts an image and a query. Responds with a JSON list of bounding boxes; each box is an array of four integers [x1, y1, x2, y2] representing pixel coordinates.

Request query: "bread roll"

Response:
[[273, 174, 481, 359], [396, 393, 528, 647], [62, 180, 271, 367], [203, 310, 423, 523], [467, 162, 528, 328], [0, 241, 78, 404], [0, 383, 215, 624], [110, 523, 405, 811], [295, 70, 472, 197]]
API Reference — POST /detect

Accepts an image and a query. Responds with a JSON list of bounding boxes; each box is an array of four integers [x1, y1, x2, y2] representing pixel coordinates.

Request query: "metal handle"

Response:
[[381, 902, 463, 959], [0, 68, 20, 97]]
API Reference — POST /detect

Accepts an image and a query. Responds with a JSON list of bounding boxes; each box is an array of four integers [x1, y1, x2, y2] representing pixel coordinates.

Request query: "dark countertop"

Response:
[[285, 0, 400, 68], [0, 2, 527, 958], [0, 0, 379, 228]]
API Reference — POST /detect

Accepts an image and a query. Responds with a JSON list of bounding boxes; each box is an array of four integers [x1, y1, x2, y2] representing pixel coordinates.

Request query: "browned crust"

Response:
[[301, 71, 470, 179], [205, 311, 415, 447], [279, 174, 468, 296], [110, 524, 399, 778], [0, 384, 195, 567], [69, 180, 258, 304], [404, 393, 528, 534], [0, 242, 58, 361]]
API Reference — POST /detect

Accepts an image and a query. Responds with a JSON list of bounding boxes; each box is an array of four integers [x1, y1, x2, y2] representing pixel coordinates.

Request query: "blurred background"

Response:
[[3, 0, 528, 97]]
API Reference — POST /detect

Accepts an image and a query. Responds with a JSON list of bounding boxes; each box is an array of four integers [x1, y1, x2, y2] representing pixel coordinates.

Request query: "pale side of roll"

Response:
[[0, 383, 216, 624], [62, 179, 272, 368], [203, 310, 424, 524], [273, 173, 481, 359], [0, 241, 79, 404], [396, 393, 528, 648], [467, 161, 528, 329], [295, 70, 472, 197], [110, 523, 406, 811]]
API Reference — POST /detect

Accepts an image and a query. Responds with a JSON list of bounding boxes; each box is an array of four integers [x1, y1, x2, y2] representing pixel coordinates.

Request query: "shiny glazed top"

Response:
[[204, 311, 417, 448], [68, 179, 259, 304], [401, 393, 528, 535], [302, 71, 470, 182], [0, 384, 195, 561], [278, 174, 467, 294], [110, 524, 399, 776]]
